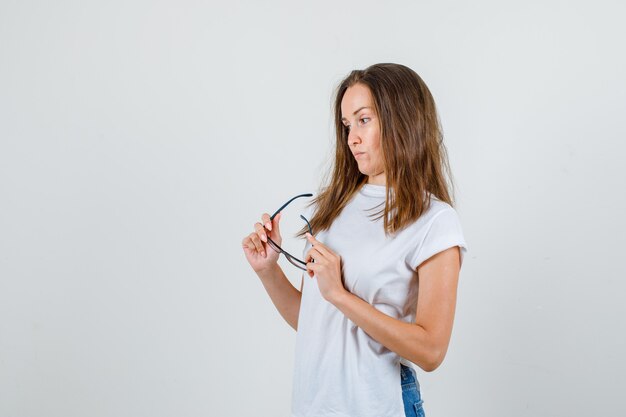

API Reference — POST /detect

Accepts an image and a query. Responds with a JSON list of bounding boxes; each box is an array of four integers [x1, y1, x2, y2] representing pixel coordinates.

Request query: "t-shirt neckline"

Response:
[[358, 183, 438, 201], [359, 183, 387, 198]]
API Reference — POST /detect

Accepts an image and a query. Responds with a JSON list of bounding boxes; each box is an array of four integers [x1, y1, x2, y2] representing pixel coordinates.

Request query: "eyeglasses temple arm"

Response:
[[300, 215, 313, 235], [269, 193, 313, 220]]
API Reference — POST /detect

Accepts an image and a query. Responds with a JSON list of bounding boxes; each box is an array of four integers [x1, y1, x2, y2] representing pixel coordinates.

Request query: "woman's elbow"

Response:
[[419, 349, 446, 373], [409, 326, 451, 372], [423, 359, 442, 373]]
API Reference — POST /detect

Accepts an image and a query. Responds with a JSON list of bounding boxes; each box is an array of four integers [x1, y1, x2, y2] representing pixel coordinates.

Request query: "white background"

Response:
[[1, 1, 625, 416]]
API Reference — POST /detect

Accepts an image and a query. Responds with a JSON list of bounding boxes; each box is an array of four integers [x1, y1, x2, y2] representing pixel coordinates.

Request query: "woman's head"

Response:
[[340, 83, 385, 185], [302, 63, 455, 236]]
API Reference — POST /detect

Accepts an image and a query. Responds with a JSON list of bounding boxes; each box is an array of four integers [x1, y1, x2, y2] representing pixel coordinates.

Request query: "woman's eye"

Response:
[[343, 118, 368, 131]]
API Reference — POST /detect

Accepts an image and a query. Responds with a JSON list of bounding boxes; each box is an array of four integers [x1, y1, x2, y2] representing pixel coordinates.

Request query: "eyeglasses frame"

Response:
[[266, 193, 313, 271]]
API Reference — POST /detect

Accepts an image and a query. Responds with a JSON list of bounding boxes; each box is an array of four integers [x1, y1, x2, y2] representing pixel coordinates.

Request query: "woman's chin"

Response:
[[356, 163, 370, 174]]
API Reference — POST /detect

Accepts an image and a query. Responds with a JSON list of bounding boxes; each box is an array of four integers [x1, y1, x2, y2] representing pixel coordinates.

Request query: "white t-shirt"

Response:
[[291, 183, 468, 417]]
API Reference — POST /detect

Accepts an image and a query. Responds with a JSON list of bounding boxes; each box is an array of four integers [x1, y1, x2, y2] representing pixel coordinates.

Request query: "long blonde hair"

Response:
[[298, 63, 455, 238]]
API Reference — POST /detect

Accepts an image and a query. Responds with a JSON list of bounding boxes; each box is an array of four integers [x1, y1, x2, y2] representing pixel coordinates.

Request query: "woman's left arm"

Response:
[[304, 233, 461, 372]]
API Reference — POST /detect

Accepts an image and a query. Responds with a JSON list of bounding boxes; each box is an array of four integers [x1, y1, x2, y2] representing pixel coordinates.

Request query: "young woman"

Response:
[[242, 63, 468, 417]]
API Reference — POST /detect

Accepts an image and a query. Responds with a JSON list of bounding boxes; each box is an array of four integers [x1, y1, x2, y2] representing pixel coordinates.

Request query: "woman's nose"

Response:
[[348, 128, 361, 145]]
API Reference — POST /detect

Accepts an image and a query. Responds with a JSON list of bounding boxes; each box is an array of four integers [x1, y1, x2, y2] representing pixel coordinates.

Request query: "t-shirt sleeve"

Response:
[[409, 207, 468, 270]]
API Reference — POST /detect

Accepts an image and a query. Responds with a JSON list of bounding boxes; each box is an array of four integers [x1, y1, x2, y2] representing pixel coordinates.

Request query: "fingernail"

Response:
[[265, 222, 272, 231], [261, 234, 267, 242], [262, 251, 266, 258]]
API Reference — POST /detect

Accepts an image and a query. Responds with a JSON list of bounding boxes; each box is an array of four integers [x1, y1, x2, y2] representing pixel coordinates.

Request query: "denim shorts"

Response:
[[400, 363, 425, 417]]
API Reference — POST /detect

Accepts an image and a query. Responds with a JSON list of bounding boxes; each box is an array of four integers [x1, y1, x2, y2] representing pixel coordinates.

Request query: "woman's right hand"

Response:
[[242, 211, 283, 273]]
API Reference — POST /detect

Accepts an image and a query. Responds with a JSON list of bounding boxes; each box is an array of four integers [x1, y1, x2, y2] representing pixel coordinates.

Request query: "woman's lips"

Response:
[[354, 152, 365, 159]]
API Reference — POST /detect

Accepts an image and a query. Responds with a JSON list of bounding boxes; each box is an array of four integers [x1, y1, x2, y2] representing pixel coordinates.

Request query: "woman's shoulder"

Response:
[[415, 193, 459, 227], [427, 192, 454, 211]]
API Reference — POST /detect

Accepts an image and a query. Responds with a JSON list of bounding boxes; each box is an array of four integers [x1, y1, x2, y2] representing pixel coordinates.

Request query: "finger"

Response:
[[248, 232, 266, 257], [305, 247, 322, 264], [306, 261, 316, 277], [254, 222, 267, 242], [305, 233, 333, 258], [271, 212, 281, 236], [242, 236, 253, 249], [305, 232, 315, 247], [261, 213, 272, 231], [305, 232, 322, 248]]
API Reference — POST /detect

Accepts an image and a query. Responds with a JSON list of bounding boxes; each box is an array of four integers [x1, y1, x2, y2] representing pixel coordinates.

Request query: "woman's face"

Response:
[[341, 83, 385, 185]]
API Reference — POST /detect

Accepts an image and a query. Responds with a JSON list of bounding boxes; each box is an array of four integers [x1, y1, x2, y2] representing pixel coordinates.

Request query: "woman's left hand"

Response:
[[304, 233, 348, 304]]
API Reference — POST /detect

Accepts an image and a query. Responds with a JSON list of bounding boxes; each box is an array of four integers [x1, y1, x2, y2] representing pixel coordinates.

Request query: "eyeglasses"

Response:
[[266, 193, 313, 271]]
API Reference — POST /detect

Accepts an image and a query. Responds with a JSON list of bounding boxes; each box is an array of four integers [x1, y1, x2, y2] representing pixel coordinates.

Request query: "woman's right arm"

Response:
[[242, 211, 303, 331], [255, 266, 302, 331]]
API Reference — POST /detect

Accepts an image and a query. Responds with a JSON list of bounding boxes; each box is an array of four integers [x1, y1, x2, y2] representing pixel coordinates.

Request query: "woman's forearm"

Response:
[[331, 291, 446, 372], [256, 264, 302, 331]]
